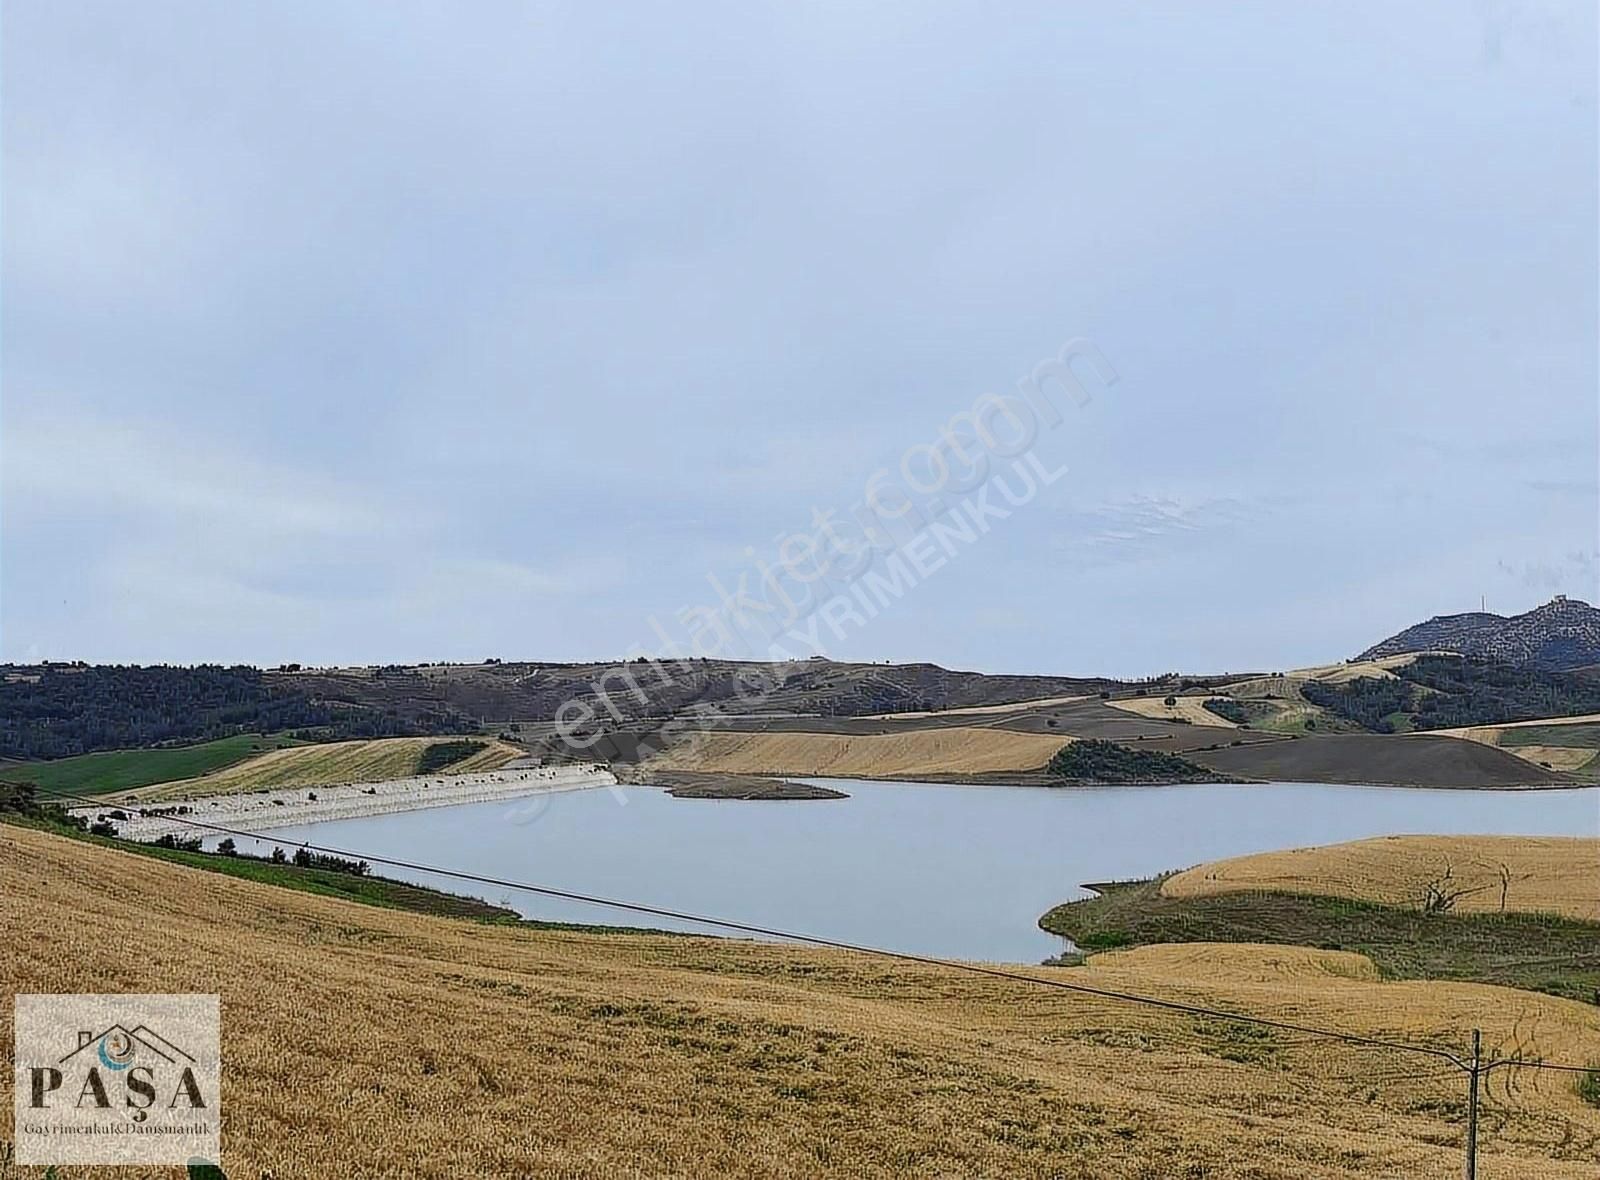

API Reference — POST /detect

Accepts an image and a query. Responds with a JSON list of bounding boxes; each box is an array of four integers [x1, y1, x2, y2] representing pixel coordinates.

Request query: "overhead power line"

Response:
[[18, 786, 1497, 1069], [18, 782, 1598, 1180], [24, 785, 1600, 1079]]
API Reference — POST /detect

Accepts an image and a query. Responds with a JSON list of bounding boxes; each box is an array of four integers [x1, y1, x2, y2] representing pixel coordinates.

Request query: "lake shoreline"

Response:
[[223, 779, 1599, 963], [68, 765, 618, 843], [67, 764, 1592, 851], [829, 770, 1588, 792]]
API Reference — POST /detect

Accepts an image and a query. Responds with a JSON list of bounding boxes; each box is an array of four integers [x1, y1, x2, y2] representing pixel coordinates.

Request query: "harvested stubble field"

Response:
[[1163, 835, 1600, 921], [650, 726, 1069, 778], [1285, 654, 1426, 684], [118, 736, 522, 802], [1105, 696, 1240, 727], [3, 826, 1599, 1178]]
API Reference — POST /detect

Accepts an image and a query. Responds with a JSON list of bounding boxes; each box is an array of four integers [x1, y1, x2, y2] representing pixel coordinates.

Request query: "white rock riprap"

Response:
[[69, 765, 617, 844]]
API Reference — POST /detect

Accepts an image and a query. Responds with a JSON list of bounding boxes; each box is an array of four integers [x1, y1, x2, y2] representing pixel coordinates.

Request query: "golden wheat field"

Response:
[[1287, 654, 1426, 684], [117, 737, 523, 802], [1104, 696, 1240, 727], [2, 826, 1598, 1178], [648, 727, 1067, 778], [1163, 835, 1600, 920], [1503, 745, 1600, 774]]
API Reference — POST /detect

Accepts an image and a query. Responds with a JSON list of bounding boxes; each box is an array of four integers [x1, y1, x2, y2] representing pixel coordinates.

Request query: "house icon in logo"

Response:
[[14, 993, 221, 1167], [58, 1024, 196, 1073]]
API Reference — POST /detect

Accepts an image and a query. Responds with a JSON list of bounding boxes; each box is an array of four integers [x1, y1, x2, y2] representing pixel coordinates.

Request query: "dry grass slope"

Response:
[[1106, 697, 1240, 727], [1440, 712, 1600, 734], [1506, 745, 1600, 774], [650, 727, 1068, 778], [2, 826, 1598, 1178], [1288, 654, 1428, 684], [1216, 676, 1344, 734], [119, 737, 523, 802], [1163, 835, 1600, 921], [1429, 716, 1600, 777]]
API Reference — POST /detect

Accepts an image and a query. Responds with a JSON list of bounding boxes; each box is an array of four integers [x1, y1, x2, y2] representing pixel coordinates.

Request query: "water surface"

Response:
[[230, 780, 1599, 963]]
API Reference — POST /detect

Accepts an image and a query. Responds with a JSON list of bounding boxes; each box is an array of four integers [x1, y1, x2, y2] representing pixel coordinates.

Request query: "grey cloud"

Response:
[[3, 2, 1594, 672]]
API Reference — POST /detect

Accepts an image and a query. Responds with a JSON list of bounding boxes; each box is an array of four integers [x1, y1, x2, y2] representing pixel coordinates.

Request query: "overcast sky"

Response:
[[3, 2, 1596, 676]]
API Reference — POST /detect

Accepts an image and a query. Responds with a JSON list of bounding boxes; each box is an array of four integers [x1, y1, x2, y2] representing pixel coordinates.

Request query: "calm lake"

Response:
[[227, 780, 1600, 963]]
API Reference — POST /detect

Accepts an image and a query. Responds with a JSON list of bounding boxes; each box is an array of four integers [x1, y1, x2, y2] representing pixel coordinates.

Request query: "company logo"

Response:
[[13, 994, 221, 1166]]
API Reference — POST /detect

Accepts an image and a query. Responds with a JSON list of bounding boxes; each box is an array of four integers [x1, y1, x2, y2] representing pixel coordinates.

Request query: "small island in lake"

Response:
[[638, 771, 848, 801]]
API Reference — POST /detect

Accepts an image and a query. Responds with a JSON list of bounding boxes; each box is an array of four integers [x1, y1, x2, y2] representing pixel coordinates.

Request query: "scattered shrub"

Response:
[[1202, 698, 1250, 724], [1047, 740, 1217, 785], [292, 847, 371, 876], [1577, 1068, 1600, 1109], [153, 833, 203, 852], [416, 739, 487, 776]]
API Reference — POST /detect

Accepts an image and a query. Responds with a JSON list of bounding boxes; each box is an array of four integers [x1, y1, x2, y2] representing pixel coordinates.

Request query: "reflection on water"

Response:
[[225, 779, 1600, 963]]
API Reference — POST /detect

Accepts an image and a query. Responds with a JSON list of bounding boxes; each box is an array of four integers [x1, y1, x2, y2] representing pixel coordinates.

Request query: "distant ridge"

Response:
[[1358, 595, 1600, 671]]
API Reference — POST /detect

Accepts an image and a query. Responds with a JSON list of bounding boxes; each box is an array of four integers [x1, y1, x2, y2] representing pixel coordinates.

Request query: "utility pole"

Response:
[[1463, 1028, 1481, 1180]]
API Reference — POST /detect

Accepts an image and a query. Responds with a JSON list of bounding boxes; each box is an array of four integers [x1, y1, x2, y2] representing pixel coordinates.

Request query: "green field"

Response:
[[1499, 722, 1600, 749], [1, 733, 305, 798]]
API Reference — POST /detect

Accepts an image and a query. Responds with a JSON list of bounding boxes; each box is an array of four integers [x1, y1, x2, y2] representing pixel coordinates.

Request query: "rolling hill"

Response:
[[1187, 732, 1578, 788], [5, 823, 1598, 1178], [1359, 596, 1600, 671], [1162, 835, 1600, 921], [0, 732, 304, 797], [0, 659, 1150, 762], [117, 736, 524, 801]]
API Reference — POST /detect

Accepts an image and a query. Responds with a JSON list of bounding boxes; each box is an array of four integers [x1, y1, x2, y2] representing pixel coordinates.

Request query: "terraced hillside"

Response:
[[4, 825, 1598, 1178]]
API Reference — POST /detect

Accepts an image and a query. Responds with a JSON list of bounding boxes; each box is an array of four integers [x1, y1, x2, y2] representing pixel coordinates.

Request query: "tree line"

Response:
[[1302, 655, 1600, 733], [0, 665, 470, 761]]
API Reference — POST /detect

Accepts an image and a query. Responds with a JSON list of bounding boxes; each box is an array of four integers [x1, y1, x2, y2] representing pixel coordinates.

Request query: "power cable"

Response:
[[31, 785, 1596, 1076]]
